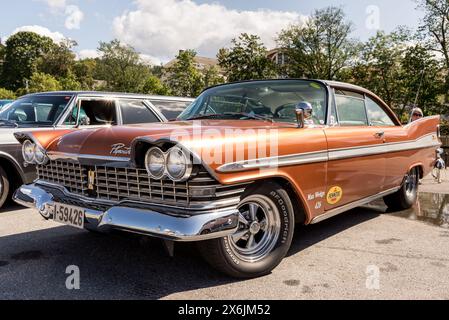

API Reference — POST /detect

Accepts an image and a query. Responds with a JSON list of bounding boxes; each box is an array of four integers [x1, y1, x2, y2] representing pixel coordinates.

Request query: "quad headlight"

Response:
[[144, 146, 192, 182], [145, 147, 166, 179], [22, 140, 49, 165], [22, 140, 36, 163]]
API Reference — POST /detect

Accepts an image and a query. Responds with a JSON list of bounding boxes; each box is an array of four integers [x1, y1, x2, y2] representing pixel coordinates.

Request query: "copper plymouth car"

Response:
[[13, 79, 441, 278]]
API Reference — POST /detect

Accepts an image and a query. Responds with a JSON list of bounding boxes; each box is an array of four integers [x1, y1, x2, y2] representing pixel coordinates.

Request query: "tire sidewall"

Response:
[[402, 168, 419, 207], [0, 166, 9, 208], [218, 184, 295, 276]]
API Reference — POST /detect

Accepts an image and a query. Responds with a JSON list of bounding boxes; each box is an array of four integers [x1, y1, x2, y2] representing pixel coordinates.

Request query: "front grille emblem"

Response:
[[88, 170, 95, 190]]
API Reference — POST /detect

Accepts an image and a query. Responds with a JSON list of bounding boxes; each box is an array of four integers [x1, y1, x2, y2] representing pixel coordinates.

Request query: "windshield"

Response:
[[177, 80, 328, 124], [0, 95, 72, 127]]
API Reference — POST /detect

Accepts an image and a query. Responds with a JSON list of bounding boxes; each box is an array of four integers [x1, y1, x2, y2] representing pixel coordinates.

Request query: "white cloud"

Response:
[[113, 0, 306, 61], [40, 0, 66, 10], [64, 5, 84, 30], [140, 54, 165, 66], [77, 49, 101, 60], [7, 25, 67, 43]]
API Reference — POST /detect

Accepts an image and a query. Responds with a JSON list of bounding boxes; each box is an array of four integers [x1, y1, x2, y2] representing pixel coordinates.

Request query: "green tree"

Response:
[[165, 50, 203, 97], [203, 66, 224, 88], [1, 32, 53, 90], [26, 72, 62, 93], [417, 0, 449, 101], [73, 58, 97, 90], [348, 30, 443, 119], [142, 75, 171, 95], [59, 70, 82, 91], [0, 88, 16, 99], [217, 33, 277, 81], [96, 39, 151, 92], [277, 6, 357, 79], [37, 39, 77, 79]]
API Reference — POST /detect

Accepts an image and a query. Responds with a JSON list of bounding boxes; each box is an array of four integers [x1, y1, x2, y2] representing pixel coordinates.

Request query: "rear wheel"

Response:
[[384, 167, 419, 211], [0, 166, 10, 209], [198, 182, 295, 278]]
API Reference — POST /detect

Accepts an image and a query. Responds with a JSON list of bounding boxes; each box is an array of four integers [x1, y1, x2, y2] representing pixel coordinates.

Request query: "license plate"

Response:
[[53, 203, 85, 229]]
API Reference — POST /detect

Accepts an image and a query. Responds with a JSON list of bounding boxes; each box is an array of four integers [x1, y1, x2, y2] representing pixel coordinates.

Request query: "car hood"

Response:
[[43, 120, 297, 158]]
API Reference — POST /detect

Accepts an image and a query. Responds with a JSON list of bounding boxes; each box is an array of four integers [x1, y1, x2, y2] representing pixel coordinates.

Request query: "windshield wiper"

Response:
[[0, 119, 19, 128], [186, 112, 273, 122]]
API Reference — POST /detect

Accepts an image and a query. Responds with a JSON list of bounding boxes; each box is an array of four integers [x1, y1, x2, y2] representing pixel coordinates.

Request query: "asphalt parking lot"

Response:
[[1, 176, 448, 300]]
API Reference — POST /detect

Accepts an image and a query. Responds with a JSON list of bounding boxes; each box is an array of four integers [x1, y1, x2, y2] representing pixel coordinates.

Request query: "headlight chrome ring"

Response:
[[145, 147, 166, 180], [22, 140, 36, 164], [144, 146, 192, 182], [166, 146, 192, 182]]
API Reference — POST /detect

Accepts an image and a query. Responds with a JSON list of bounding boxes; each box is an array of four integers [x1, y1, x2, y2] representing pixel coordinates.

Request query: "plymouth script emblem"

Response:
[[111, 143, 131, 156], [88, 170, 95, 190]]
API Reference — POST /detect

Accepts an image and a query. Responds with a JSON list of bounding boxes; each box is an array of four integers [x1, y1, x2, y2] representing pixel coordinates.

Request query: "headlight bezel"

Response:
[[22, 140, 36, 164], [22, 139, 49, 165], [166, 146, 193, 182], [34, 146, 49, 165], [144, 145, 193, 182], [145, 147, 166, 180]]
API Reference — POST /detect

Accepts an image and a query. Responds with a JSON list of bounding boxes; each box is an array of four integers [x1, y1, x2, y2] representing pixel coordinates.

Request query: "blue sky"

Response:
[[0, 0, 424, 63]]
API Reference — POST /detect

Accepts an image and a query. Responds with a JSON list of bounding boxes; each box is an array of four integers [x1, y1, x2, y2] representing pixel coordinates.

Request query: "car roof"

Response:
[[19, 91, 194, 102]]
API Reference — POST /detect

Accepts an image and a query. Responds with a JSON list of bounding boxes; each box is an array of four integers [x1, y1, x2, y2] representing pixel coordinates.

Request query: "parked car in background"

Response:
[[0, 91, 193, 208], [0, 100, 14, 110], [13, 80, 441, 278]]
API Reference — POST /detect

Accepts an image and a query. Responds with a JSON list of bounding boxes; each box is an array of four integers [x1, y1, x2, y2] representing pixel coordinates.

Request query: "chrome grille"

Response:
[[37, 160, 247, 208], [37, 160, 87, 195]]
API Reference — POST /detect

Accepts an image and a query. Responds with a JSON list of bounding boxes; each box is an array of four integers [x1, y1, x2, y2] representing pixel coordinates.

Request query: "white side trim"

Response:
[[217, 133, 440, 173]]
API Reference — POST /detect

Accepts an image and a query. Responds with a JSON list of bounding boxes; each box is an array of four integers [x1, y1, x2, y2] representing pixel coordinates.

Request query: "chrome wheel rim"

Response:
[[405, 169, 418, 198], [228, 195, 281, 263]]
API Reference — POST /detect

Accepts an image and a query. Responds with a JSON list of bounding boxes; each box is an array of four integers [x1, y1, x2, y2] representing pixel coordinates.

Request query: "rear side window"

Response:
[[150, 100, 191, 120], [119, 99, 159, 124], [335, 95, 368, 126], [366, 97, 395, 126]]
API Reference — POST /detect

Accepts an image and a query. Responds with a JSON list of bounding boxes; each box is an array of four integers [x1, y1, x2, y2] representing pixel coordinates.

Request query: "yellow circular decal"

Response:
[[327, 186, 343, 205]]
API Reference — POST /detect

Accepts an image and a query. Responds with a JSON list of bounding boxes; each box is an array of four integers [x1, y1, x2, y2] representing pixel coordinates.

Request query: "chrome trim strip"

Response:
[[217, 133, 441, 173], [310, 186, 400, 224], [328, 133, 441, 161], [13, 184, 239, 242], [217, 151, 328, 173], [48, 152, 131, 162]]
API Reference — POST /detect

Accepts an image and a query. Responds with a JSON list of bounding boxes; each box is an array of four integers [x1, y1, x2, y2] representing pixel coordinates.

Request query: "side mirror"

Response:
[[295, 102, 313, 128]]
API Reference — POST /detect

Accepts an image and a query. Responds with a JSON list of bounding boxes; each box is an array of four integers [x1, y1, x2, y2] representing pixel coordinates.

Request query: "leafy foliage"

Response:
[[277, 7, 357, 79], [0, 88, 16, 99], [1, 32, 53, 91], [165, 50, 204, 97], [95, 39, 151, 92], [218, 33, 276, 82]]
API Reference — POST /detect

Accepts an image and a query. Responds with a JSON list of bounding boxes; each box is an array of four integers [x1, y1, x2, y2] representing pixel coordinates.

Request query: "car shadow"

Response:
[[0, 205, 384, 300]]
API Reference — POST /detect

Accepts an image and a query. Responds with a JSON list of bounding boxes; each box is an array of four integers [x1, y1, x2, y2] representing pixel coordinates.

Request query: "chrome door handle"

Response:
[[374, 131, 385, 138]]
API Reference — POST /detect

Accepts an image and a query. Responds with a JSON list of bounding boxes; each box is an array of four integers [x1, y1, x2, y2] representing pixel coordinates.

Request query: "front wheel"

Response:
[[198, 182, 295, 278], [384, 167, 419, 211], [0, 165, 10, 209]]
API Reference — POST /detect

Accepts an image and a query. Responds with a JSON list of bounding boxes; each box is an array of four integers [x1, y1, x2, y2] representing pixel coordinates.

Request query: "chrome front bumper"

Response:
[[13, 184, 240, 242]]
